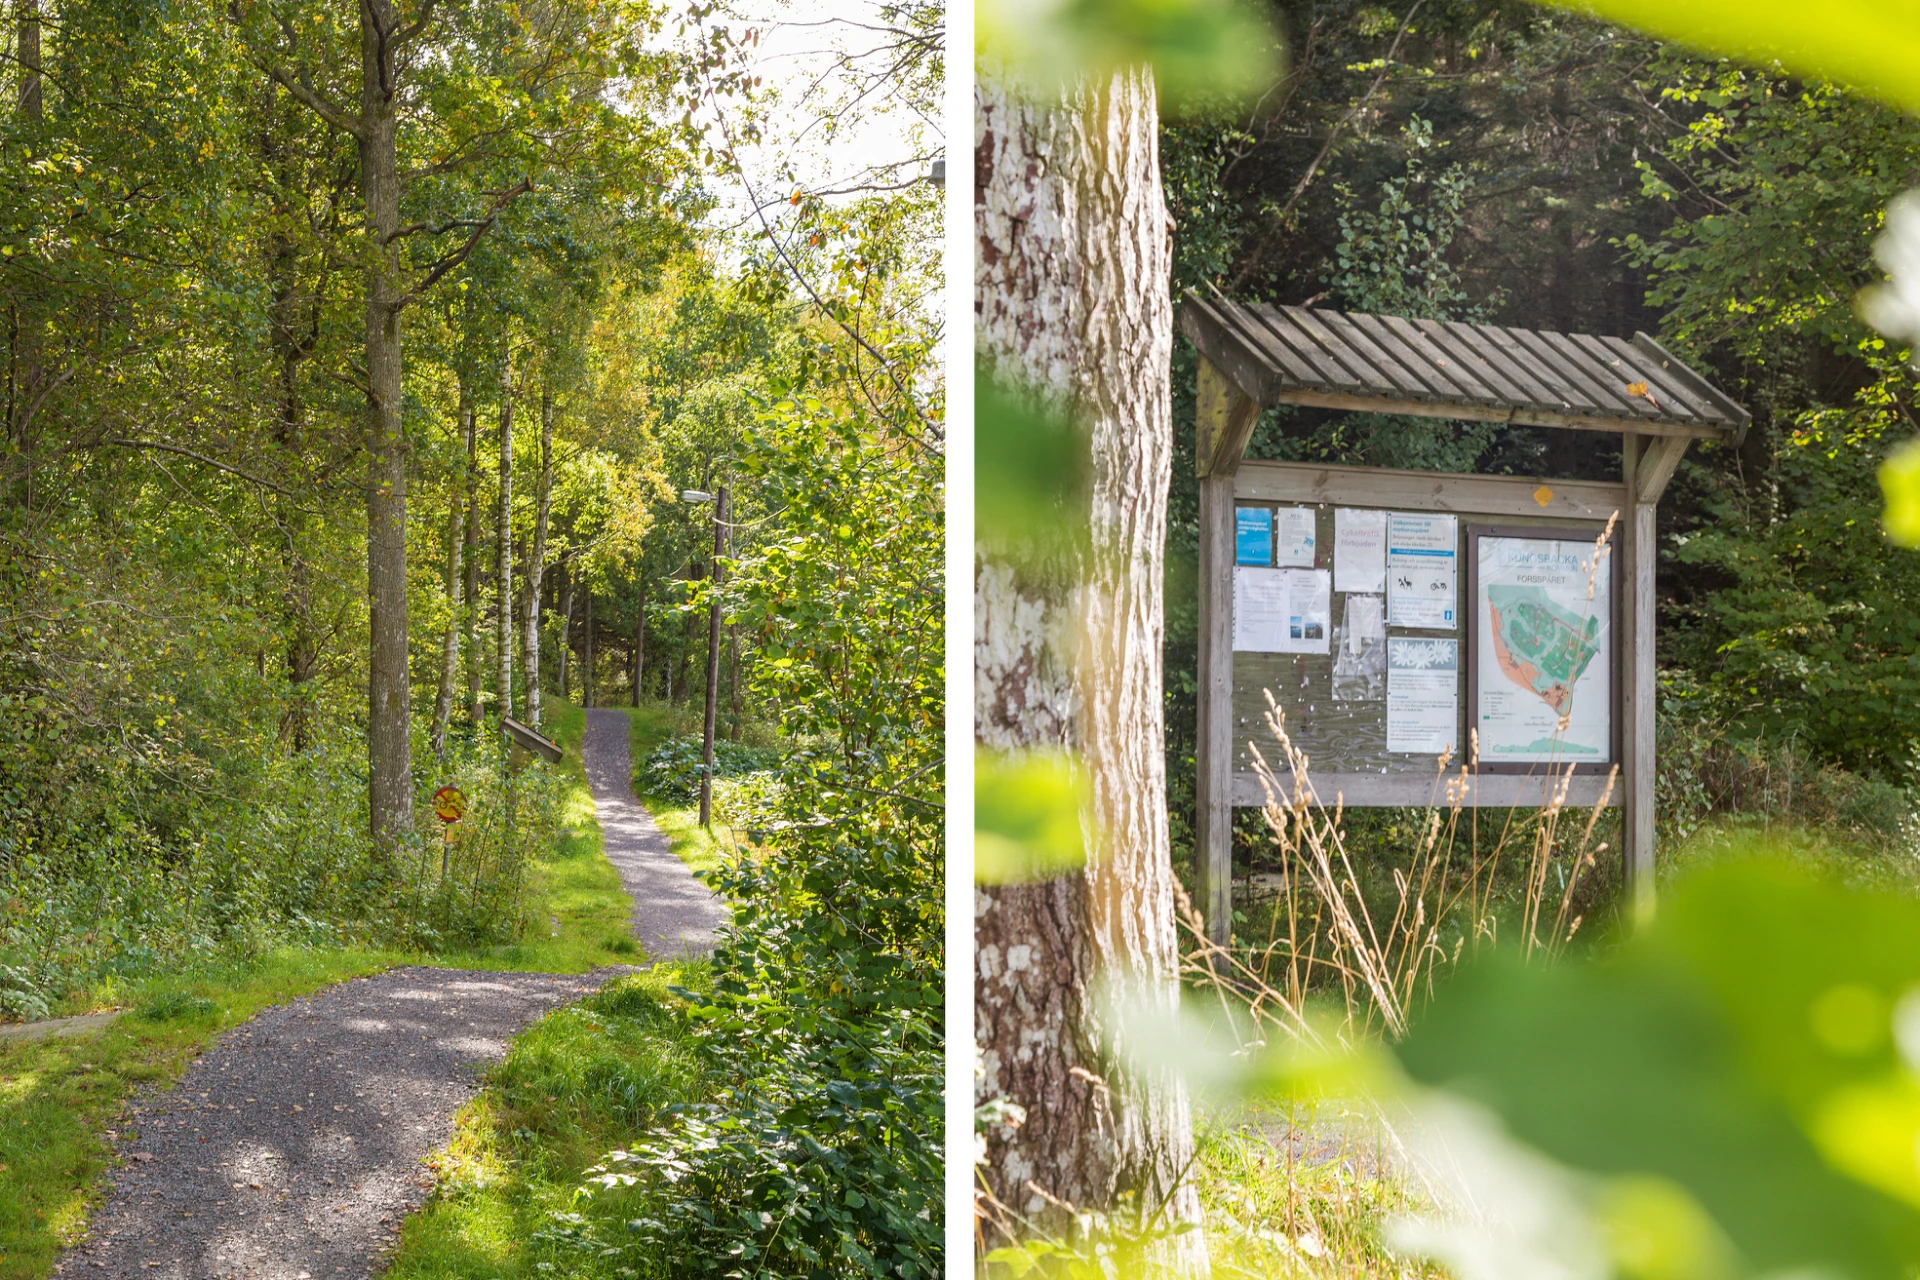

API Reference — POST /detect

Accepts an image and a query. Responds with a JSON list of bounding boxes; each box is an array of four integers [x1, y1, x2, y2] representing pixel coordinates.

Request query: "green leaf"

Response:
[[1538, 0, 1920, 118], [1879, 436, 1920, 547], [974, 748, 1090, 884]]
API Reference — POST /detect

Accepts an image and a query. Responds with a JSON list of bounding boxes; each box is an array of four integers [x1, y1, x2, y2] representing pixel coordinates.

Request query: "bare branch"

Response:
[[388, 178, 534, 314], [97, 437, 311, 503]]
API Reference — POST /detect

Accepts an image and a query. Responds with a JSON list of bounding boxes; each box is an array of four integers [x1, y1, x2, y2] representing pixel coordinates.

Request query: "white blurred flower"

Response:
[[1859, 190, 1920, 348]]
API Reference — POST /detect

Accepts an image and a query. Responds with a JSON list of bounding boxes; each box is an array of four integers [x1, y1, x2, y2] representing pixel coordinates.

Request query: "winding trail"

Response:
[[54, 969, 615, 1279], [582, 707, 729, 963], [54, 712, 724, 1276]]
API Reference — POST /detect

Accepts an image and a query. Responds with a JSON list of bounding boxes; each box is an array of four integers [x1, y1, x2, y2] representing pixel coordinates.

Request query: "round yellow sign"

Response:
[[432, 785, 468, 824]]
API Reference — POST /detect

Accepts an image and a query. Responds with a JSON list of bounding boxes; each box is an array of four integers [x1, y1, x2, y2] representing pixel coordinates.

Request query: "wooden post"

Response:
[[1622, 434, 1688, 922], [1193, 356, 1258, 948], [1195, 472, 1235, 947], [1621, 435, 1655, 921]]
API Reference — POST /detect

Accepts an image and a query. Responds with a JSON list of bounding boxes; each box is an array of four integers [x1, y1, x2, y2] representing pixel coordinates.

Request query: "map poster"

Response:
[[1475, 534, 1612, 763], [1334, 507, 1387, 593], [1232, 566, 1330, 654], [1235, 506, 1272, 565], [1274, 506, 1317, 567], [1387, 637, 1458, 754], [1387, 512, 1457, 629]]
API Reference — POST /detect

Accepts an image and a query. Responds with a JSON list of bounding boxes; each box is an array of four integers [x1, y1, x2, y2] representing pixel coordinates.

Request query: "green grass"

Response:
[[0, 697, 639, 1279], [620, 702, 733, 878], [382, 964, 711, 1279]]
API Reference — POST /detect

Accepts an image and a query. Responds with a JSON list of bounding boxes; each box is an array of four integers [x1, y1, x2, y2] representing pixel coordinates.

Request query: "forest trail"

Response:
[[581, 707, 728, 962], [54, 968, 619, 1279]]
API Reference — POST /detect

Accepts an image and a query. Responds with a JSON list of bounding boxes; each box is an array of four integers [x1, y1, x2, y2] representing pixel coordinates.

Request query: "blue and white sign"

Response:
[[1235, 506, 1272, 565]]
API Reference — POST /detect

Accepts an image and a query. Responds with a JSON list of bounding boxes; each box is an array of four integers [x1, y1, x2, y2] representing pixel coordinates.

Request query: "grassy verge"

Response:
[[0, 698, 636, 1279], [381, 963, 710, 1279], [620, 703, 736, 878]]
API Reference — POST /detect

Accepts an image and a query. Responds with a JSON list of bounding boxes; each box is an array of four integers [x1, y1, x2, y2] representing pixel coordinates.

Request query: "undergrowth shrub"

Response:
[[553, 395, 944, 1277], [637, 735, 783, 804], [1657, 669, 1918, 848], [0, 723, 557, 1019]]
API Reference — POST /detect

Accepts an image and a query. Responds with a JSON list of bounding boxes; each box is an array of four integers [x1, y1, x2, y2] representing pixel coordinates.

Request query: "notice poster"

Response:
[[1274, 507, 1317, 568], [1331, 594, 1387, 701], [1333, 508, 1387, 593], [1233, 567, 1331, 654], [1387, 636, 1459, 754], [1475, 534, 1612, 763], [1387, 512, 1458, 629], [1235, 507, 1272, 565]]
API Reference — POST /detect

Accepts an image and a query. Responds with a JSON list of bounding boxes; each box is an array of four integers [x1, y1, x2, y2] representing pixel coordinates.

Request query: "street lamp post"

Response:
[[682, 485, 729, 828]]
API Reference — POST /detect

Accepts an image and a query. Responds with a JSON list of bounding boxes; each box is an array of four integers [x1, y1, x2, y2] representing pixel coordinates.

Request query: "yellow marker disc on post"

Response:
[[1533, 485, 1554, 507]]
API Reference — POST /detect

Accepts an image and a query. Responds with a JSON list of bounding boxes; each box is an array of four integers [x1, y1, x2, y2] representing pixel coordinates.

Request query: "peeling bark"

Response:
[[974, 64, 1204, 1268]]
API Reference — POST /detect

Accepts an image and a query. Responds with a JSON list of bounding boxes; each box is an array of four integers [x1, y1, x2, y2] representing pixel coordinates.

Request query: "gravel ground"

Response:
[[583, 707, 729, 962], [56, 967, 623, 1279]]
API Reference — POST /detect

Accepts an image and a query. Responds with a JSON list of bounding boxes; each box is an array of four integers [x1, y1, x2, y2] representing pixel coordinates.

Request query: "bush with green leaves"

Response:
[[555, 394, 944, 1276], [637, 735, 784, 805]]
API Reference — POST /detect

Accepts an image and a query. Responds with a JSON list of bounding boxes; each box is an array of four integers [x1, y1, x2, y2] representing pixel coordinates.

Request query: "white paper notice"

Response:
[[1333, 508, 1387, 593], [1387, 512, 1458, 629], [1387, 636, 1459, 754], [1233, 567, 1331, 654], [1274, 507, 1317, 568]]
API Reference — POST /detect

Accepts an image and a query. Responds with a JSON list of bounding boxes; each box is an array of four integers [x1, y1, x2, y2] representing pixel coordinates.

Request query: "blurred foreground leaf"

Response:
[[1880, 436, 1920, 547], [976, 0, 1280, 107], [1539, 0, 1920, 119], [975, 748, 1089, 884], [1396, 858, 1920, 1278], [974, 369, 1089, 561]]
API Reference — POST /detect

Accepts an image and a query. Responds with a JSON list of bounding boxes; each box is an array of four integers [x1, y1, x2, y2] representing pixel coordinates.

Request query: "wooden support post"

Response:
[[1196, 471, 1235, 947], [1194, 355, 1256, 948], [1620, 433, 1661, 923]]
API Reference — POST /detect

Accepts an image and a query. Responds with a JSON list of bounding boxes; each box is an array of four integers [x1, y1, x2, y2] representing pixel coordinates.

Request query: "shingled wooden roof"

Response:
[[1179, 292, 1750, 444]]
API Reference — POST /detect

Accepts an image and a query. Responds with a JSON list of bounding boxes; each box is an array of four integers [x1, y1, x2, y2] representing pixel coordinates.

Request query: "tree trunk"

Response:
[[632, 587, 646, 707], [558, 564, 574, 700], [496, 350, 514, 721], [361, 2, 412, 854], [523, 386, 553, 727], [8, 0, 42, 510], [431, 487, 462, 760], [727, 624, 739, 740], [973, 65, 1202, 1266], [265, 173, 317, 754], [461, 376, 481, 725], [700, 488, 728, 826], [583, 590, 594, 709], [16, 0, 41, 119]]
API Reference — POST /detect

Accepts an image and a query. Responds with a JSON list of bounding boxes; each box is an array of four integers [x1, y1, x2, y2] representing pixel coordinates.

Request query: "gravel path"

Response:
[[583, 707, 729, 962], [54, 714, 719, 1277], [56, 967, 621, 1279]]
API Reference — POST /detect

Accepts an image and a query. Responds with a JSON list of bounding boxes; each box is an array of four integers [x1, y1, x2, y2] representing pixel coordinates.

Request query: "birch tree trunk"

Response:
[[496, 352, 514, 721], [558, 564, 574, 700], [461, 377, 481, 726], [523, 387, 553, 727], [583, 590, 594, 708], [973, 64, 1203, 1269], [361, 1, 412, 853], [632, 587, 645, 707], [431, 489, 463, 759]]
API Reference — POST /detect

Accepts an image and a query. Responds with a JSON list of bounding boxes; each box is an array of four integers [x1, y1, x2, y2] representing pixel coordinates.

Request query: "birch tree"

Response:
[[973, 62, 1204, 1265]]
